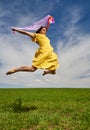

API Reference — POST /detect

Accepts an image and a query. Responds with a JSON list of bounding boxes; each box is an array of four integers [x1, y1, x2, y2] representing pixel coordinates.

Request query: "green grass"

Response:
[[0, 88, 90, 130]]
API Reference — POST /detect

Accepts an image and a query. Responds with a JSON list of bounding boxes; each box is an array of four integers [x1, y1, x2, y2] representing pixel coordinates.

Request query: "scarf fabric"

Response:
[[12, 15, 55, 31]]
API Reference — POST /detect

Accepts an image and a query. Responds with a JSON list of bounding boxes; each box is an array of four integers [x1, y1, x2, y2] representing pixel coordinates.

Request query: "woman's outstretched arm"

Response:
[[46, 16, 53, 30], [12, 27, 35, 38], [46, 20, 50, 31]]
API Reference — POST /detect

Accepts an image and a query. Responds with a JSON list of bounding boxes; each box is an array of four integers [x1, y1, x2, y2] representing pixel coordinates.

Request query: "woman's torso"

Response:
[[34, 34, 53, 52]]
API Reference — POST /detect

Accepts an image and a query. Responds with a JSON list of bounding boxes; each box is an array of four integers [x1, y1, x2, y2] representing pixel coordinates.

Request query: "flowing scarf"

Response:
[[12, 15, 55, 31]]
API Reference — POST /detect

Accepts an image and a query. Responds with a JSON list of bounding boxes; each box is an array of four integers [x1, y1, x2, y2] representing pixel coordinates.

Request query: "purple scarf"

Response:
[[12, 15, 55, 31]]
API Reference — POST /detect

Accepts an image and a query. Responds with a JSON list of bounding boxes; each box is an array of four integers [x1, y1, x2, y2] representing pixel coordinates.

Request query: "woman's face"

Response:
[[39, 27, 47, 34]]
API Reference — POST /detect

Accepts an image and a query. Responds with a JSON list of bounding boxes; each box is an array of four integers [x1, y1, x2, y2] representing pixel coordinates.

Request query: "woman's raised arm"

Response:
[[12, 27, 35, 38]]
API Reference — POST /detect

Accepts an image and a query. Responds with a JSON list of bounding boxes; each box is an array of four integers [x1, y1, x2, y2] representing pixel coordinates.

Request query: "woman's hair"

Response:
[[36, 26, 47, 33]]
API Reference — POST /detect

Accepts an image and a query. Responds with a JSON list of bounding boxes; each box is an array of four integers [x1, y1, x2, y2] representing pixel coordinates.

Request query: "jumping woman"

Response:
[[6, 17, 59, 76]]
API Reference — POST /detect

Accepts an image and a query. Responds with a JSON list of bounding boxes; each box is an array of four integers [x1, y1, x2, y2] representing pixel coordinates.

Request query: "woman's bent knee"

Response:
[[31, 66, 37, 72]]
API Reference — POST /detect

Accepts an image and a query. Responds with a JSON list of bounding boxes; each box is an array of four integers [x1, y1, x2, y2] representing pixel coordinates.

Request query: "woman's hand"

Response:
[[12, 27, 17, 32], [48, 16, 52, 23], [48, 16, 55, 24]]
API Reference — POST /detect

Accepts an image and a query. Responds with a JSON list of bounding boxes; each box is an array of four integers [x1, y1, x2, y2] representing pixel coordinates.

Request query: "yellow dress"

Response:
[[31, 33, 59, 70]]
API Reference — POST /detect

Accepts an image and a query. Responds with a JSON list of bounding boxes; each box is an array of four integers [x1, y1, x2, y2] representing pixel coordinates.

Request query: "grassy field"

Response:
[[0, 88, 90, 130]]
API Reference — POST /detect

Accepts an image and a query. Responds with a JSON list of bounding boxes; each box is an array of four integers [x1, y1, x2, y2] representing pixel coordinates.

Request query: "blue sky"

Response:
[[0, 0, 90, 88]]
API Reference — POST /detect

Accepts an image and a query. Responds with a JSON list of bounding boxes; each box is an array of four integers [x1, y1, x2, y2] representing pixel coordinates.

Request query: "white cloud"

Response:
[[56, 8, 90, 88]]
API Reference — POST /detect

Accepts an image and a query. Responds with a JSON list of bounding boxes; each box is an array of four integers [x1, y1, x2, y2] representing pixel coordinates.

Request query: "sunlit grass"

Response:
[[0, 88, 90, 130]]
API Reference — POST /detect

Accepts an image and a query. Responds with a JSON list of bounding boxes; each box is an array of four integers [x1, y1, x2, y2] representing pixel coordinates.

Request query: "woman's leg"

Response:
[[6, 66, 37, 75]]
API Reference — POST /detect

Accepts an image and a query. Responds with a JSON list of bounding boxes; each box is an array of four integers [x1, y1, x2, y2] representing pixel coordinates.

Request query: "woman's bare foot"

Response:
[[42, 70, 56, 76], [6, 68, 17, 75]]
